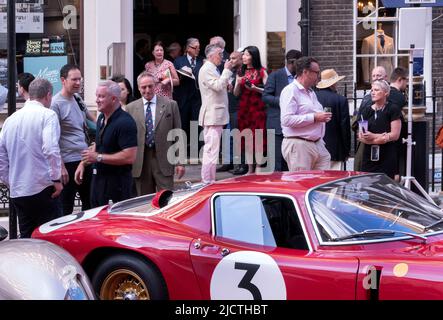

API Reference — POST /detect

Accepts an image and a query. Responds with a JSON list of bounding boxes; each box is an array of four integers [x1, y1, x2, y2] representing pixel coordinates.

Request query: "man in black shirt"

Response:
[[389, 67, 408, 109], [75, 81, 138, 207]]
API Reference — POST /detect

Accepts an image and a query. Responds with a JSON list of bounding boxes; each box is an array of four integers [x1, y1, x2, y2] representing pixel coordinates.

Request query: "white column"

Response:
[[239, 0, 267, 65], [83, 0, 133, 106], [286, 0, 301, 51]]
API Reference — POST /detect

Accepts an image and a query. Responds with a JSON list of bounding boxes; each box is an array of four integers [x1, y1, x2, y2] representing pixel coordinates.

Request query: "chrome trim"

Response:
[[210, 192, 313, 253], [304, 173, 443, 247]]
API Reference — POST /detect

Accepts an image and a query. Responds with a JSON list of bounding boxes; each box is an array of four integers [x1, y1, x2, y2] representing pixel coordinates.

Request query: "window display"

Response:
[[355, 0, 410, 89]]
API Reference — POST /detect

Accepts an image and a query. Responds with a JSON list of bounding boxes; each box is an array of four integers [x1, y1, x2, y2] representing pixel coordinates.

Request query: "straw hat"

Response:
[[177, 66, 195, 80], [316, 69, 345, 89]]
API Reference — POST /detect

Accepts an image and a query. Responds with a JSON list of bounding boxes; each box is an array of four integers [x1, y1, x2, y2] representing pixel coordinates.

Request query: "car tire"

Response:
[[92, 253, 168, 300]]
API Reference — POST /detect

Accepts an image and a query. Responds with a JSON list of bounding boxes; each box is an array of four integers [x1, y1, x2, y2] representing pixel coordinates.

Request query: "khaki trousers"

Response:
[[282, 138, 331, 171]]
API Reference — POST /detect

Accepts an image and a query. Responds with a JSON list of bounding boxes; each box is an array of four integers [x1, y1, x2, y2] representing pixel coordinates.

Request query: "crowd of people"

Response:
[[0, 34, 409, 238]]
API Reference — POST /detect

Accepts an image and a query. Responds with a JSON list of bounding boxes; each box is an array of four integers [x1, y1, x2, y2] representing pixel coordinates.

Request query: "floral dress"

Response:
[[237, 67, 267, 159], [145, 59, 175, 99]]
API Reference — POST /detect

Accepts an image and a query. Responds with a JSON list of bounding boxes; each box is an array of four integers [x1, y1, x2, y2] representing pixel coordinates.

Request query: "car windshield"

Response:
[[308, 174, 443, 243]]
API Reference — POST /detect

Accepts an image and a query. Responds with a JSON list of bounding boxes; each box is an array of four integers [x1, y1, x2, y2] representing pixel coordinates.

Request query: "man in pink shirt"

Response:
[[280, 57, 332, 171]]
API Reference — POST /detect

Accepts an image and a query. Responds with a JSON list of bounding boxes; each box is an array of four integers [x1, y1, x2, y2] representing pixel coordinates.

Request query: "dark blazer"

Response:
[[125, 95, 182, 178], [315, 88, 351, 162], [262, 67, 292, 135], [173, 55, 204, 110]]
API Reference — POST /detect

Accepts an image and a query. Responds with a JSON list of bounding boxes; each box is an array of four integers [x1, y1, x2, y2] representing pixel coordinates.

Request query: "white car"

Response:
[[0, 226, 95, 300]]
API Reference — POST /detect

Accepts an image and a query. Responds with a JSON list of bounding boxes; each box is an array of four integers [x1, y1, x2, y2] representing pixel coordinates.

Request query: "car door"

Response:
[[189, 193, 359, 300]]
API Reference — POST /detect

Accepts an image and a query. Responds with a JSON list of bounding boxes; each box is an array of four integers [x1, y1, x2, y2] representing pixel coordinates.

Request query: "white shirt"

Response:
[[0, 85, 7, 110], [280, 79, 325, 141], [142, 95, 157, 125], [0, 100, 61, 198]]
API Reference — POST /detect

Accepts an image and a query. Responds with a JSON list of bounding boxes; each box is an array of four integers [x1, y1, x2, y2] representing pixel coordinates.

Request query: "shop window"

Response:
[[355, 0, 410, 90], [0, 0, 81, 101]]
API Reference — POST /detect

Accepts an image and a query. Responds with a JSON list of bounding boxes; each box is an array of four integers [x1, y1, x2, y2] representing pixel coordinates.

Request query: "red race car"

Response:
[[33, 171, 443, 300]]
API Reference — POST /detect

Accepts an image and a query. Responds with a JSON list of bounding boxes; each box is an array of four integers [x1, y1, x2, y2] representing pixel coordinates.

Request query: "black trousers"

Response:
[[91, 172, 134, 207], [11, 186, 62, 238], [61, 161, 92, 215]]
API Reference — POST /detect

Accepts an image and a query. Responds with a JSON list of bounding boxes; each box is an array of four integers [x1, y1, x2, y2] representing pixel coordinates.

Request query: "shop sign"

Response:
[[24, 56, 68, 94], [0, 0, 44, 33], [382, 0, 443, 6]]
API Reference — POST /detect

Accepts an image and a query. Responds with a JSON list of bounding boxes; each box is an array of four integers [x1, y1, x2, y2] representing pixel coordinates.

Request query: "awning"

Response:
[[382, 0, 443, 7]]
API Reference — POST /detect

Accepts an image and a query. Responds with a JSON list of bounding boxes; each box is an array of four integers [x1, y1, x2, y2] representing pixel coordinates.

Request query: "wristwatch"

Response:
[[97, 153, 103, 163], [52, 179, 61, 183]]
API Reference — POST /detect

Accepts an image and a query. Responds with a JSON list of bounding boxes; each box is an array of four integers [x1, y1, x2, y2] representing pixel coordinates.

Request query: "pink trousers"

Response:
[[201, 125, 223, 184]]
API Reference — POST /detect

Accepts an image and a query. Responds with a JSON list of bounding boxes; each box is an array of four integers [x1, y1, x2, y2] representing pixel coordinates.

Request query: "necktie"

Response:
[[288, 74, 294, 84], [379, 35, 385, 49], [191, 57, 196, 69], [145, 101, 154, 148]]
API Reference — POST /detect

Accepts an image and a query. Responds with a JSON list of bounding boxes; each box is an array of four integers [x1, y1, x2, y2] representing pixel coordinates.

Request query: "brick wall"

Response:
[[309, 1, 354, 97]]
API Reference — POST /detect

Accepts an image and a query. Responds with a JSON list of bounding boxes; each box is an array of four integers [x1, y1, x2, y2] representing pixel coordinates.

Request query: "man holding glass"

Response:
[[280, 57, 331, 171]]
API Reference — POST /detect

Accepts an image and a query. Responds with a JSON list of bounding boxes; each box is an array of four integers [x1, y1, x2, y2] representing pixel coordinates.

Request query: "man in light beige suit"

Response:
[[198, 44, 233, 184], [126, 72, 185, 195]]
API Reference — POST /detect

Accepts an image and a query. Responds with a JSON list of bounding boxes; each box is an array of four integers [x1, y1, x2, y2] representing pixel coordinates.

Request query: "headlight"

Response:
[[64, 275, 88, 300], [62, 265, 89, 300]]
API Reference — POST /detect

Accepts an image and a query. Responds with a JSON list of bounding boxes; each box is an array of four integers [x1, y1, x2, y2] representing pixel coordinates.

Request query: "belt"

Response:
[[285, 136, 320, 143]]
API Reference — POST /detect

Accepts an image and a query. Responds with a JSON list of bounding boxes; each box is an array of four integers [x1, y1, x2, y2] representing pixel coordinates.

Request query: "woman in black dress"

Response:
[[357, 80, 402, 179]]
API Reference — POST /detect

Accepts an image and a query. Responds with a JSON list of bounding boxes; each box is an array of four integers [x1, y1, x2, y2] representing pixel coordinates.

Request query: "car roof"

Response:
[[199, 170, 360, 195]]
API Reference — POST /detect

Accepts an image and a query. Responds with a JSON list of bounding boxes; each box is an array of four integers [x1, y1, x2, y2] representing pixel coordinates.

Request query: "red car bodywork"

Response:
[[32, 171, 443, 299]]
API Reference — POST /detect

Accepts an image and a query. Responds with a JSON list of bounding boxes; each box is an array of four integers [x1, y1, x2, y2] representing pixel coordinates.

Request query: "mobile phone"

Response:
[[245, 79, 252, 87]]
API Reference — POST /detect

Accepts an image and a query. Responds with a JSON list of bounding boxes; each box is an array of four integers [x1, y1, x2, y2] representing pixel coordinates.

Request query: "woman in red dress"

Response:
[[234, 46, 268, 174]]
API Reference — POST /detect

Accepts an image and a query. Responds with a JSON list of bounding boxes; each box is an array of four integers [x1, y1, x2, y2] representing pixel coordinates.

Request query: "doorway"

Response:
[[133, 0, 234, 55]]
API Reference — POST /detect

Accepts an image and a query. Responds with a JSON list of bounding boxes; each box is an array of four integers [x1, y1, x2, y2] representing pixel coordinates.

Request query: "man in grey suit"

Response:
[[126, 72, 185, 196], [262, 50, 302, 171]]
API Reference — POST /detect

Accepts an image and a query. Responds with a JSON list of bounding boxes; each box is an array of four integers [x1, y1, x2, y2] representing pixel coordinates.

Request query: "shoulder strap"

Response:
[[73, 93, 86, 112]]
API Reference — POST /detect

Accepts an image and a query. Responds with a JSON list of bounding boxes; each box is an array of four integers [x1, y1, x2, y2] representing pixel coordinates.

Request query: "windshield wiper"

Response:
[[331, 229, 427, 243], [424, 218, 443, 232]]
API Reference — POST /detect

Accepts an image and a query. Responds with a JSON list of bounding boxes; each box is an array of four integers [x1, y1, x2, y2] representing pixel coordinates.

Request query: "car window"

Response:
[[214, 195, 308, 250]]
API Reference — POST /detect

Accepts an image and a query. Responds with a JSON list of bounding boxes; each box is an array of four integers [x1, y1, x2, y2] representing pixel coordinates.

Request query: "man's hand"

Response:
[[224, 59, 233, 70], [81, 149, 98, 164], [314, 112, 332, 123], [74, 162, 85, 185], [51, 182, 63, 199], [61, 163, 69, 185], [175, 165, 185, 180]]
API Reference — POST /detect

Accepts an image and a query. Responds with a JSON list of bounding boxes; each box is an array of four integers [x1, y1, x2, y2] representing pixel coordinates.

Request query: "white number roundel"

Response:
[[210, 251, 286, 300]]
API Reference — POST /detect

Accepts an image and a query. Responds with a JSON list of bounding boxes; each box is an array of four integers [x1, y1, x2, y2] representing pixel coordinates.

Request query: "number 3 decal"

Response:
[[210, 251, 286, 300], [235, 262, 262, 300]]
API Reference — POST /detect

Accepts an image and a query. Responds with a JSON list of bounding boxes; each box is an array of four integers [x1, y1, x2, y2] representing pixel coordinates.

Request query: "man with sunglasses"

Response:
[[173, 38, 204, 154], [262, 49, 302, 172], [280, 56, 332, 172]]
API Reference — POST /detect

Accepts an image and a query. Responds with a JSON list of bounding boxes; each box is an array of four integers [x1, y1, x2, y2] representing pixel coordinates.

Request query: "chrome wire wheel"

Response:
[[100, 269, 150, 300]]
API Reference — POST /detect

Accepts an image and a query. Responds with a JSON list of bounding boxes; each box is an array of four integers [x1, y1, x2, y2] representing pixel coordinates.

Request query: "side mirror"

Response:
[[0, 226, 8, 241]]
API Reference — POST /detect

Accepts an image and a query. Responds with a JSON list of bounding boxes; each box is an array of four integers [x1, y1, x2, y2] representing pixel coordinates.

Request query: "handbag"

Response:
[[73, 93, 96, 144], [436, 125, 443, 148]]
